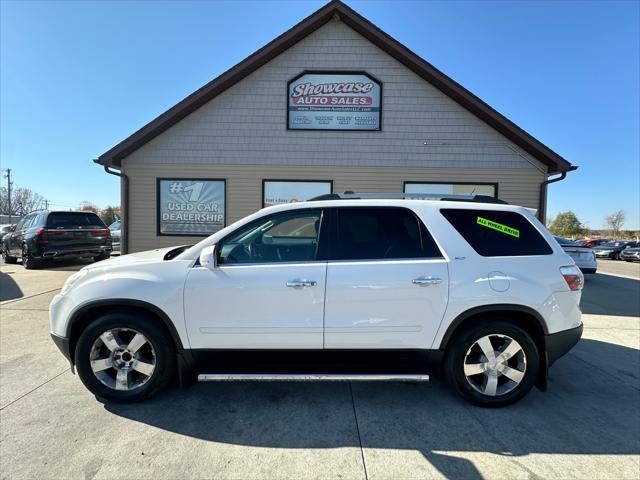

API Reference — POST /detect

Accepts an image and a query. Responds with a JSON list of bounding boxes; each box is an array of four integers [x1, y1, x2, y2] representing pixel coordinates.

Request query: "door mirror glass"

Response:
[[199, 245, 217, 270]]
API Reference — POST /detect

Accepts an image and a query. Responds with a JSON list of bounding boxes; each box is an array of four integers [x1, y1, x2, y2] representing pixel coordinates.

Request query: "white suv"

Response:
[[50, 194, 584, 407]]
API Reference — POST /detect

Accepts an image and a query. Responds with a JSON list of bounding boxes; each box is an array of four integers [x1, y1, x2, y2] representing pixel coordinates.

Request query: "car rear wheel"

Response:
[[94, 252, 111, 262], [21, 245, 40, 270], [75, 312, 175, 403], [444, 320, 539, 407]]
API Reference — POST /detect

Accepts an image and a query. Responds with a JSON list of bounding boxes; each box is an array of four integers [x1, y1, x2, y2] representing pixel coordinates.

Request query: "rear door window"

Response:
[[440, 208, 552, 257], [332, 207, 441, 260], [46, 212, 105, 229]]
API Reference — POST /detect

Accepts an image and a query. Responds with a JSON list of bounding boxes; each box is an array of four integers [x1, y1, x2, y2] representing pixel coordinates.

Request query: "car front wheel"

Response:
[[74, 312, 175, 403], [444, 320, 540, 407]]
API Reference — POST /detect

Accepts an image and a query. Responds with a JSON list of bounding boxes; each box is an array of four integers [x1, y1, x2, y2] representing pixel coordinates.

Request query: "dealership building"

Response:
[[96, 0, 575, 254]]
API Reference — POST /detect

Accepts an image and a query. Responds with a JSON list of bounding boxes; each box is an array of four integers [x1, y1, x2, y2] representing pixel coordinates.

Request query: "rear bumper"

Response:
[[36, 245, 111, 259], [546, 323, 583, 366]]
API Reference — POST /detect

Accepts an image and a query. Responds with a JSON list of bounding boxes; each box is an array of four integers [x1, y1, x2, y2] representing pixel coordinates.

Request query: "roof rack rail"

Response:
[[308, 192, 508, 204]]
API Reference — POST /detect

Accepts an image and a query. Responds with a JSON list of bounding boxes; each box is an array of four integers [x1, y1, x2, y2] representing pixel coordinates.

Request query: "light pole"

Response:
[[3, 168, 12, 224]]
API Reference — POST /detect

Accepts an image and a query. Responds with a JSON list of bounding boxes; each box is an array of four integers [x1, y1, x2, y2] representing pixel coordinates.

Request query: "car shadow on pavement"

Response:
[[581, 273, 640, 317], [35, 258, 94, 272], [0, 271, 23, 301], [105, 338, 640, 479]]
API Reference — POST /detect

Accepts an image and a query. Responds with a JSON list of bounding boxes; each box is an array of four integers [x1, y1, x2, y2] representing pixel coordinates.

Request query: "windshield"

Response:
[[601, 242, 626, 248], [554, 236, 580, 246]]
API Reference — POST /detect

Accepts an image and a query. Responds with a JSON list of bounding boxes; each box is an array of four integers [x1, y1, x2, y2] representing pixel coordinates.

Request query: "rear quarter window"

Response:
[[46, 212, 105, 228], [440, 208, 552, 257]]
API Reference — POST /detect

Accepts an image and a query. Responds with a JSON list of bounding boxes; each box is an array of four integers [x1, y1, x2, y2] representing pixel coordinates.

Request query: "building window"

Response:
[[263, 180, 332, 207], [157, 178, 226, 236], [404, 182, 497, 197]]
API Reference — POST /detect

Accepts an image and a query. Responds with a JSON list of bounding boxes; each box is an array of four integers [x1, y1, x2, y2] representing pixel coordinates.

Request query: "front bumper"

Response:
[[546, 323, 583, 366], [51, 332, 72, 362]]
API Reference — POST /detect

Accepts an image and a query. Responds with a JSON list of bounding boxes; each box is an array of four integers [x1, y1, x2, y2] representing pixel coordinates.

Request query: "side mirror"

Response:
[[199, 245, 217, 271], [10, 225, 16, 232]]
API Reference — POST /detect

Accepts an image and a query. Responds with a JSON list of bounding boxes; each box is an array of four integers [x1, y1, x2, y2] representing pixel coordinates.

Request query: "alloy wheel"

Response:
[[89, 328, 156, 391], [463, 334, 527, 397]]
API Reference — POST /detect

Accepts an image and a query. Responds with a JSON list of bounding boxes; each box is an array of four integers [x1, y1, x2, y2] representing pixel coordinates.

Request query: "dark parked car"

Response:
[[0, 224, 16, 254], [593, 241, 639, 260], [2, 211, 112, 269], [620, 247, 640, 262]]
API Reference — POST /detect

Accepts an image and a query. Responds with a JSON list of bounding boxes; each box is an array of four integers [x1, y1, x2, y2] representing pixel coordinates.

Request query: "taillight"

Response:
[[560, 265, 583, 291], [90, 229, 110, 236], [35, 228, 48, 245]]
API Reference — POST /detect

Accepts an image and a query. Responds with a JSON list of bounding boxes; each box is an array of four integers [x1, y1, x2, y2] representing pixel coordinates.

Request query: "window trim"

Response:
[[403, 181, 499, 198], [216, 207, 328, 266], [261, 179, 333, 208], [326, 206, 443, 262]]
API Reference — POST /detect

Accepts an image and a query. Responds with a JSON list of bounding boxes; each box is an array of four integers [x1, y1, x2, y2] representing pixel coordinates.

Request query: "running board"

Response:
[[197, 373, 429, 382]]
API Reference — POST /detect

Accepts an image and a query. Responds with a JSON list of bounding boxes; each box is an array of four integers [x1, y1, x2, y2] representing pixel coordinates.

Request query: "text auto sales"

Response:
[[290, 81, 375, 106], [162, 202, 223, 223]]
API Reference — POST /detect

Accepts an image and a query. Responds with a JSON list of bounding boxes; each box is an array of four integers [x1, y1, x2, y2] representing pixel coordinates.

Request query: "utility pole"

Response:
[[3, 168, 12, 224]]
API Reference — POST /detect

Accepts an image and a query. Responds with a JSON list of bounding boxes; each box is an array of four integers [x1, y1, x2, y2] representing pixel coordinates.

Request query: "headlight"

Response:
[[60, 269, 88, 295]]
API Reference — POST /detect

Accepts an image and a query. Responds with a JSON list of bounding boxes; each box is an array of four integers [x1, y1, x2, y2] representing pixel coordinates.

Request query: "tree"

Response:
[[548, 211, 585, 238], [78, 201, 100, 214], [100, 206, 121, 225], [605, 210, 625, 239], [0, 186, 45, 215]]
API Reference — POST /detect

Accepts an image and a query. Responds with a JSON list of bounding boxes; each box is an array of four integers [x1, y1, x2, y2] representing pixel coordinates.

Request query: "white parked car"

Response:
[[554, 236, 597, 274], [50, 194, 583, 407]]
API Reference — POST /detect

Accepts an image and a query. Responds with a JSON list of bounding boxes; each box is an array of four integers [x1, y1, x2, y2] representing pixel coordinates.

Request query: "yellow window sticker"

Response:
[[477, 216, 520, 238]]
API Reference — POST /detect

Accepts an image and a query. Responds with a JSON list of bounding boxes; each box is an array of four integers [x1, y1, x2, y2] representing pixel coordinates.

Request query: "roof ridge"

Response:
[[96, 0, 573, 174]]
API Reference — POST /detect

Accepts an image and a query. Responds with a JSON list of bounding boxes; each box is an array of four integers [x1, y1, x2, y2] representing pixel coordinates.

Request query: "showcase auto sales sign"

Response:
[[288, 72, 381, 130]]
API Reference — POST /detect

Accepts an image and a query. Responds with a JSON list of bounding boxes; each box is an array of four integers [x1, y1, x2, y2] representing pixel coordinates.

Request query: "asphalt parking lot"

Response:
[[1, 258, 638, 479]]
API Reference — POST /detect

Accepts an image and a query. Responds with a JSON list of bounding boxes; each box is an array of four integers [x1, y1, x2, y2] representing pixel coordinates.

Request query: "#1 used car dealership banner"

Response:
[[288, 72, 381, 130], [158, 179, 225, 236]]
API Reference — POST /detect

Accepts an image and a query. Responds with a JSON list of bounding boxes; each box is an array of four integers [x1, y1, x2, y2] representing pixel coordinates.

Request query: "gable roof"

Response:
[[96, 0, 573, 173]]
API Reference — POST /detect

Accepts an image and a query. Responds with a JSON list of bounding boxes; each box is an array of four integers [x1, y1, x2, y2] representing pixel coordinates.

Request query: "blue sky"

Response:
[[1, 0, 638, 229]]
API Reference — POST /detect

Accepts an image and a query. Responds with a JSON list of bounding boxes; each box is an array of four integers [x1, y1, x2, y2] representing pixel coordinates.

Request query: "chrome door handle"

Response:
[[286, 280, 317, 288], [412, 276, 443, 286]]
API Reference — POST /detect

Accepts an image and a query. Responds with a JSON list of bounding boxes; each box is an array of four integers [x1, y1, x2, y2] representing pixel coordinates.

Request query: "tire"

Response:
[[74, 312, 175, 403], [21, 245, 40, 270], [94, 252, 111, 262], [3, 249, 17, 264], [444, 320, 540, 407]]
